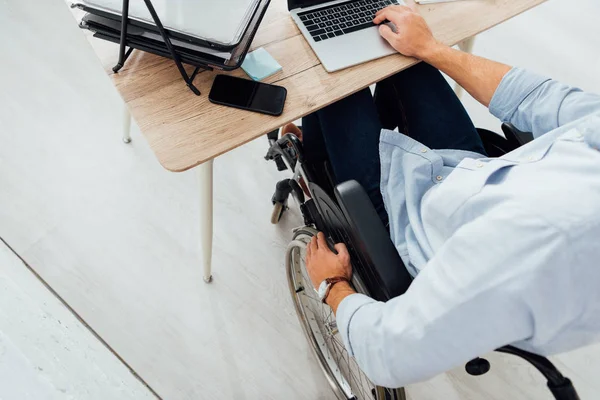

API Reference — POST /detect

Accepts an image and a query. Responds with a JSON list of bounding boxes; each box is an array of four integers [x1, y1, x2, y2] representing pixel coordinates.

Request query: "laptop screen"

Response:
[[288, 0, 329, 10]]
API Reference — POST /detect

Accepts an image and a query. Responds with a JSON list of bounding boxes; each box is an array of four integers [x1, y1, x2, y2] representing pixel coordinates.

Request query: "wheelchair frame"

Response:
[[265, 125, 580, 400]]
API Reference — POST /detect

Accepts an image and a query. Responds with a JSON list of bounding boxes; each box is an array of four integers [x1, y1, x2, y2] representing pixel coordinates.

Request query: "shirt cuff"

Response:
[[336, 293, 376, 357], [489, 67, 550, 122]]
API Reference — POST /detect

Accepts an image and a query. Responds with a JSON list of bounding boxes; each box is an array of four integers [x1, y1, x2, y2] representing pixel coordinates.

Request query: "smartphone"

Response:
[[209, 75, 287, 116]]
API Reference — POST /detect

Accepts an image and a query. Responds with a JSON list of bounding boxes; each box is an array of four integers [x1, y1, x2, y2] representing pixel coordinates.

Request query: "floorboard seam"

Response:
[[0, 235, 163, 400]]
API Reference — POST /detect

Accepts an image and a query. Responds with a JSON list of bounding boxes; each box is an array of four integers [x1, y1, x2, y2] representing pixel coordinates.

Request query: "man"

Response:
[[303, 5, 600, 389]]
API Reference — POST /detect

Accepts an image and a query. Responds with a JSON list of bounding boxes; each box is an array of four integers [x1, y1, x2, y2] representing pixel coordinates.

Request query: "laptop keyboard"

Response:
[[297, 0, 399, 42]]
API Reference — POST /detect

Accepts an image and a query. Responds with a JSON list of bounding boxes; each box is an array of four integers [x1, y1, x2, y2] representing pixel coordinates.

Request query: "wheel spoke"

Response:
[[299, 290, 321, 304], [339, 338, 370, 399], [289, 233, 398, 400], [353, 357, 369, 397], [327, 330, 371, 399], [299, 293, 321, 319], [326, 306, 334, 324], [345, 354, 362, 396], [348, 352, 366, 394]]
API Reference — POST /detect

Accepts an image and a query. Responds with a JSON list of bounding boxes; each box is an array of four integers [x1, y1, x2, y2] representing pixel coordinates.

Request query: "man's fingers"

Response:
[[317, 232, 328, 251], [374, 4, 411, 22], [375, 4, 408, 16], [309, 236, 317, 256], [334, 243, 349, 258], [378, 24, 396, 44], [373, 8, 396, 23], [373, 8, 392, 24]]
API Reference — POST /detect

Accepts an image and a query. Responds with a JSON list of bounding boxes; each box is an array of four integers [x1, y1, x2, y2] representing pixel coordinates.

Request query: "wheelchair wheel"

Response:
[[286, 227, 406, 400]]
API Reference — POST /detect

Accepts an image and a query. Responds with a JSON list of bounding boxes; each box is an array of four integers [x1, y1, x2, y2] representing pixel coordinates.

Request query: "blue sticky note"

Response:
[[241, 48, 282, 81]]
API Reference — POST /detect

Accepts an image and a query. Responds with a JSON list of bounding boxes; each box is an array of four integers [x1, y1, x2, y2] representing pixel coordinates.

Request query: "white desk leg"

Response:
[[454, 36, 476, 99], [198, 160, 214, 283], [122, 105, 132, 144]]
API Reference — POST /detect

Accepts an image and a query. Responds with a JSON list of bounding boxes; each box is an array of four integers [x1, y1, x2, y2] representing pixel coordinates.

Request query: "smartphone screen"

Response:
[[209, 75, 287, 116]]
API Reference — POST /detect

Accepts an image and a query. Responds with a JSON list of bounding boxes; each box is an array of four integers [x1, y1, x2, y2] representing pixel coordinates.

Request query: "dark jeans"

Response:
[[301, 63, 486, 224]]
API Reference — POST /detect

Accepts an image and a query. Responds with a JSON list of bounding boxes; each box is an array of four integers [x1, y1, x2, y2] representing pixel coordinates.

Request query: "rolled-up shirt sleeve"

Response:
[[489, 68, 600, 137], [337, 293, 376, 356], [335, 204, 572, 389]]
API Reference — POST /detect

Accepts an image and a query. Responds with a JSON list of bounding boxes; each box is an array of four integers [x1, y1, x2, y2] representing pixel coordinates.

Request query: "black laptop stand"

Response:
[[74, 0, 271, 96], [111, 0, 209, 95]]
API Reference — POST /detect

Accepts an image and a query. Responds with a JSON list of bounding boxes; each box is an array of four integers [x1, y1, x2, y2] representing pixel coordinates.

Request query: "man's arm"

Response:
[[310, 205, 571, 388], [374, 6, 600, 137], [374, 5, 511, 107], [421, 46, 511, 108]]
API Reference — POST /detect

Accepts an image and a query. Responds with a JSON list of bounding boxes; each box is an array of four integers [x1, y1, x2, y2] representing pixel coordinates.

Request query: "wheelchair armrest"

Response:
[[501, 123, 534, 147], [478, 124, 535, 157], [334, 180, 412, 301]]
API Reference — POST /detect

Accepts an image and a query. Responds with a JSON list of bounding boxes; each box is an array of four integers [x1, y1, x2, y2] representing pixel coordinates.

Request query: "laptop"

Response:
[[288, 0, 402, 72]]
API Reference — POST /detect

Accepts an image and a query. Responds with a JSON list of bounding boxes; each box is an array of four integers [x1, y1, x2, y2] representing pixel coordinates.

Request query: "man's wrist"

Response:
[[325, 281, 356, 314], [418, 40, 448, 65]]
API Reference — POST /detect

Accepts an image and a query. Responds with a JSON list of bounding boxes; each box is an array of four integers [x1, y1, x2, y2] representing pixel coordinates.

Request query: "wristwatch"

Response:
[[318, 276, 350, 304]]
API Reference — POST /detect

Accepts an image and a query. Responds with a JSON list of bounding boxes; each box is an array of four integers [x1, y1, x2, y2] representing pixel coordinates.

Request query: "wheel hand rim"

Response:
[[288, 231, 404, 400]]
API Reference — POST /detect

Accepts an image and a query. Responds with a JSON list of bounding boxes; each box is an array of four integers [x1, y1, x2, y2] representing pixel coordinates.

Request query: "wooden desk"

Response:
[[96, 0, 546, 281]]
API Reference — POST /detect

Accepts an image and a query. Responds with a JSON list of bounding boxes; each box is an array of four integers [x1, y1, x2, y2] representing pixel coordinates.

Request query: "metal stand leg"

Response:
[[454, 36, 476, 99], [122, 106, 132, 144], [142, 0, 204, 95], [198, 160, 214, 283], [113, 0, 131, 73], [112, 0, 208, 93]]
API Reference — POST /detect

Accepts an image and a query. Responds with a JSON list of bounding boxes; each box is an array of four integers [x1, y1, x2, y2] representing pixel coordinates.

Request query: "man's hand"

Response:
[[306, 232, 356, 313], [373, 5, 440, 60], [306, 232, 352, 288], [374, 5, 511, 107]]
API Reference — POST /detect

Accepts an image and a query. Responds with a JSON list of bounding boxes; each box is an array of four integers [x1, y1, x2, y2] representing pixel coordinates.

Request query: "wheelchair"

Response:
[[265, 124, 580, 400]]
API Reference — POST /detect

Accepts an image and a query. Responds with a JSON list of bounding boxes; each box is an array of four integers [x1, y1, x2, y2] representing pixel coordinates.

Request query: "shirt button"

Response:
[[436, 175, 443, 181], [476, 162, 484, 168], [527, 156, 534, 161], [421, 148, 428, 153]]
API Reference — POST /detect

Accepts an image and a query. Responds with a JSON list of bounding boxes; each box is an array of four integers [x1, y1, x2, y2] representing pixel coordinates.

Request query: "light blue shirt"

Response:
[[336, 68, 600, 388]]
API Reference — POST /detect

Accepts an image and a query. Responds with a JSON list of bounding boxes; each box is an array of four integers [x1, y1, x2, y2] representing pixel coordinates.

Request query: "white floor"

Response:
[[0, 243, 156, 400], [1, 0, 600, 399]]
